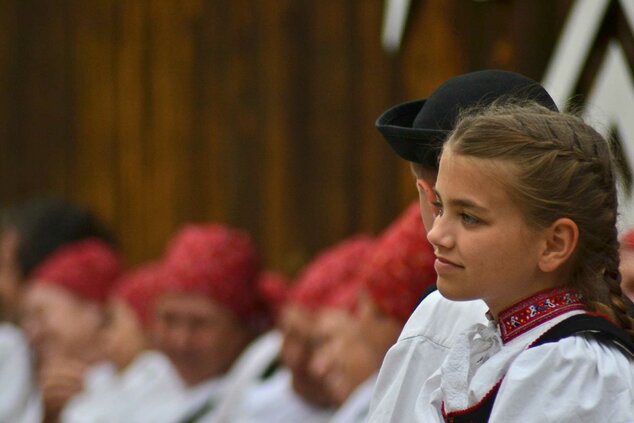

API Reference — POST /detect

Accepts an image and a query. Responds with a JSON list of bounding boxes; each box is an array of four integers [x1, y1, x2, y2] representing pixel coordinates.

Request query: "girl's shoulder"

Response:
[[511, 314, 634, 384], [399, 291, 488, 343], [490, 334, 634, 421]]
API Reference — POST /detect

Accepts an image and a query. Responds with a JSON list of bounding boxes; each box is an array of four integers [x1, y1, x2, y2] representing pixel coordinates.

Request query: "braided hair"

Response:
[[446, 101, 634, 340]]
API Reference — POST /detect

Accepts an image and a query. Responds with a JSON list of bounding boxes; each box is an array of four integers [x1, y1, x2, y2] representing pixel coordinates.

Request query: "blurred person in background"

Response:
[[207, 235, 374, 423], [310, 202, 436, 423], [197, 270, 290, 422], [308, 275, 372, 420], [61, 262, 183, 423], [0, 197, 115, 323], [0, 197, 114, 422], [20, 239, 122, 423], [137, 224, 271, 423]]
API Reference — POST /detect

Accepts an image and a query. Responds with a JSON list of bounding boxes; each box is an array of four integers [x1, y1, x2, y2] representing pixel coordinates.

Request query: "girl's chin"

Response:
[[436, 281, 478, 302]]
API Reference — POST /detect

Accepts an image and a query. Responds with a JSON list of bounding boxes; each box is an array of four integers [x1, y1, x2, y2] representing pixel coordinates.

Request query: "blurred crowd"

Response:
[[0, 197, 437, 423]]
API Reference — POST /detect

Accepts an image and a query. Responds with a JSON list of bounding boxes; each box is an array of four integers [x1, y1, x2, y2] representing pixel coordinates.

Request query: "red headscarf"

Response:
[[289, 235, 375, 312], [112, 262, 164, 327], [359, 202, 436, 323], [161, 224, 263, 326], [31, 238, 123, 304]]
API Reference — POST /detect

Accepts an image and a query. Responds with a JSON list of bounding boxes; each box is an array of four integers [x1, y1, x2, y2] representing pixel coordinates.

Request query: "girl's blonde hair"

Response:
[[446, 101, 634, 339]]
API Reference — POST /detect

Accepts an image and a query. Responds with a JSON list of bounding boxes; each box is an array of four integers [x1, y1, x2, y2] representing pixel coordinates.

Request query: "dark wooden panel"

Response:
[[0, 0, 574, 275], [142, 0, 200, 259], [68, 0, 118, 237], [256, 0, 305, 272], [11, 0, 70, 200], [115, 0, 151, 263], [0, 0, 18, 202], [350, 0, 403, 233]]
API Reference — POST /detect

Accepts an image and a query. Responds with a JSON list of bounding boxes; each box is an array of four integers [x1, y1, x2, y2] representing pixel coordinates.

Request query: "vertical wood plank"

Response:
[[257, 0, 298, 273], [68, 0, 118, 237], [351, 0, 404, 234], [302, 1, 353, 253], [143, 0, 199, 258], [0, 0, 18, 202], [115, 0, 150, 263], [12, 0, 70, 200]]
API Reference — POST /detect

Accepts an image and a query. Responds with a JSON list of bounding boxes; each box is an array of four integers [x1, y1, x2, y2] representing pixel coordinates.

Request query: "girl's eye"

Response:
[[431, 201, 443, 217], [461, 213, 480, 225]]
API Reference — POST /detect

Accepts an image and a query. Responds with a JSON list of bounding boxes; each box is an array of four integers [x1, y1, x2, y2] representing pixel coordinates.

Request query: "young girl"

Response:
[[421, 101, 634, 422]]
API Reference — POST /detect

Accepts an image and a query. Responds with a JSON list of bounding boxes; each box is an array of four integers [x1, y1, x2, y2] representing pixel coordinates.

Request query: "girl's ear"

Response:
[[538, 218, 579, 273]]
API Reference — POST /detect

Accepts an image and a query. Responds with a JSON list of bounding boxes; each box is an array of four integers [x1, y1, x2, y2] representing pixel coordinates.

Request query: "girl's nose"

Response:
[[426, 213, 452, 250]]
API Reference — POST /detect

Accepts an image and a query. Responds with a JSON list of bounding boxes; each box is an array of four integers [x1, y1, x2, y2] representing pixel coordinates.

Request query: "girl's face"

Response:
[[428, 148, 551, 317]]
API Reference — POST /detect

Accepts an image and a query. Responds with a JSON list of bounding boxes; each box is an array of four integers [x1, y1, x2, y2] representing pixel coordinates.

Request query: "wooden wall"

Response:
[[0, 0, 572, 275]]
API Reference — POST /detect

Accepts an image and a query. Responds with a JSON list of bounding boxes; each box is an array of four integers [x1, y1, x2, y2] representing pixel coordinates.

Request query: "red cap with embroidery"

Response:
[[359, 202, 436, 323], [289, 235, 375, 312], [31, 238, 123, 304], [162, 224, 262, 326], [113, 262, 164, 327]]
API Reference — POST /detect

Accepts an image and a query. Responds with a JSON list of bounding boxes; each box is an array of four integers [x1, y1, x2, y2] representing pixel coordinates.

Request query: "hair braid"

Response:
[[598, 228, 634, 339], [591, 148, 634, 339]]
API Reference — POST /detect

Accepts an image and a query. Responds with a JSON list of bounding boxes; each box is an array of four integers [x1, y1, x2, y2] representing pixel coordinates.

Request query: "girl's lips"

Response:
[[434, 256, 464, 274], [436, 255, 461, 266]]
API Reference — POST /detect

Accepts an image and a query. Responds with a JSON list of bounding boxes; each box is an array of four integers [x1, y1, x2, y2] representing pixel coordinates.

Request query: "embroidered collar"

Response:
[[497, 288, 585, 344]]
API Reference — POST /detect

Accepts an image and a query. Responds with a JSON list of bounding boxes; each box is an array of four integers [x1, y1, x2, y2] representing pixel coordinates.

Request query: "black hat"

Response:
[[376, 69, 558, 168]]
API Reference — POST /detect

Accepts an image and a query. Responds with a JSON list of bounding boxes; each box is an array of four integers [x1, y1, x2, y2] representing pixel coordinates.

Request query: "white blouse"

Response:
[[225, 368, 333, 423], [368, 291, 488, 422], [0, 324, 36, 423], [61, 351, 184, 423], [418, 289, 634, 422], [203, 330, 284, 422], [126, 365, 226, 423]]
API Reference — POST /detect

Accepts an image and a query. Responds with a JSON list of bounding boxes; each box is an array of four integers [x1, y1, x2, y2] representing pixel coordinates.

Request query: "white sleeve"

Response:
[[490, 335, 634, 423], [0, 324, 34, 422], [368, 292, 488, 422]]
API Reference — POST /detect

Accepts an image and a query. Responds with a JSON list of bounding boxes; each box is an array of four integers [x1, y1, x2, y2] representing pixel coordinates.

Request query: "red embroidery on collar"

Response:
[[498, 288, 585, 344]]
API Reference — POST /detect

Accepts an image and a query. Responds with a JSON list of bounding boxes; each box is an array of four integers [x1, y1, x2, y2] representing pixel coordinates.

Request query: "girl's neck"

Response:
[[486, 271, 570, 321]]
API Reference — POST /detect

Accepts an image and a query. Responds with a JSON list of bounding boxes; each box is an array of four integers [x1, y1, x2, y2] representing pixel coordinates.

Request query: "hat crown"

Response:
[[412, 70, 558, 132]]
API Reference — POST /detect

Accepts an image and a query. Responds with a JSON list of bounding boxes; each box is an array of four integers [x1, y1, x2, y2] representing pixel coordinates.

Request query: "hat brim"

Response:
[[376, 99, 448, 168]]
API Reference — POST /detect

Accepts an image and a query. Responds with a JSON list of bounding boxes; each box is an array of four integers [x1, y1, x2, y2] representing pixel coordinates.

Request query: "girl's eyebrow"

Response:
[[432, 188, 489, 213]]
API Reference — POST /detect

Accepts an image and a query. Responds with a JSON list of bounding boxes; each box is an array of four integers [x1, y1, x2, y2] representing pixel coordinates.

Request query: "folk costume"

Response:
[[417, 288, 634, 422], [368, 293, 488, 422]]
